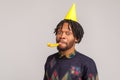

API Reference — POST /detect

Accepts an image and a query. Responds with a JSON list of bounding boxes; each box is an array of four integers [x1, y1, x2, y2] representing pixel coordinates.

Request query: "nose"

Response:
[[60, 32, 66, 39]]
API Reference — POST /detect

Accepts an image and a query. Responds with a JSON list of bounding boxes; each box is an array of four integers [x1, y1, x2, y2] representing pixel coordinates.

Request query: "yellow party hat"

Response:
[[65, 3, 77, 22]]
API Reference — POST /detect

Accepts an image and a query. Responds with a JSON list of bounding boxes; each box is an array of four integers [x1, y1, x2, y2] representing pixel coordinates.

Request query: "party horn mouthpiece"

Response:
[[47, 43, 59, 47]]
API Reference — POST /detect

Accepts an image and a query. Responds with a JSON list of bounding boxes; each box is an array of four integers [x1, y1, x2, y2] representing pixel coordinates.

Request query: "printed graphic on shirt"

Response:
[[50, 57, 56, 68], [46, 66, 82, 80]]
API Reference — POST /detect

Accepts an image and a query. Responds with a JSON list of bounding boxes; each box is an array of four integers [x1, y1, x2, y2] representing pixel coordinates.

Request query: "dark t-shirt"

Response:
[[44, 51, 98, 80]]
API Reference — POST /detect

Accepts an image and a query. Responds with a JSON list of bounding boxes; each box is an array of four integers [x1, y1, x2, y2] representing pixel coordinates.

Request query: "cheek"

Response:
[[56, 35, 62, 40], [56, 35, 59, 39], [56, 36, 60, 42], [68, 37, 76, 43]]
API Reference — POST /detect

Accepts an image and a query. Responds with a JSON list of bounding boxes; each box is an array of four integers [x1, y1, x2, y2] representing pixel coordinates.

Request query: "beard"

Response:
[[56, 39, 75, 51]]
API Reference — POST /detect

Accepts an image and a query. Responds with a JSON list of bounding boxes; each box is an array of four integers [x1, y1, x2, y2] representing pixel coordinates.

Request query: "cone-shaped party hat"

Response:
[[65, 3, 77, 22]]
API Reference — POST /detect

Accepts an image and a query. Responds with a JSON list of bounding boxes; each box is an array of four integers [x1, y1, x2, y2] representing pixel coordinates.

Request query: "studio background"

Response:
[[0, 0, 120, 80]]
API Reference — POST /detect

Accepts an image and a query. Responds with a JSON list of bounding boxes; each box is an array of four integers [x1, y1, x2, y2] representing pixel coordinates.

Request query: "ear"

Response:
[[75, 38, 78, 43]]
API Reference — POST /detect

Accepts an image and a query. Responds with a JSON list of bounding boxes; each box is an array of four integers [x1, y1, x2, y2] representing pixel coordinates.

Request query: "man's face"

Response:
[[56, 22, 77, 51]]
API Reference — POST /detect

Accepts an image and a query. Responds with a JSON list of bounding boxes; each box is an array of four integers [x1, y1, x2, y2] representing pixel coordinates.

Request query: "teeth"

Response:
[[47, 43, 59, 47]]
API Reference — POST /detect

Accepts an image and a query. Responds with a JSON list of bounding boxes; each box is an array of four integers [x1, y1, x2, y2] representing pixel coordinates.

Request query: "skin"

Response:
[[56, 22, 78, 56]]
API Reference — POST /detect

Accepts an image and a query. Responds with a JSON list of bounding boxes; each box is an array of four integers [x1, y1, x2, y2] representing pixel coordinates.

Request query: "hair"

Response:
[[54, 19, 84, 43]]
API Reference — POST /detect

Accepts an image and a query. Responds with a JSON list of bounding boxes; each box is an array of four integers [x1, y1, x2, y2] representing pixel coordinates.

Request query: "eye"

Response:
[[57, 31, 62, 35], [66, 31, 72, 35]]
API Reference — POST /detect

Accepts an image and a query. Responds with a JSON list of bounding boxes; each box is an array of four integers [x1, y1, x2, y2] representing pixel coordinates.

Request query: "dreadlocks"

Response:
[[54, 19, 84, 43]]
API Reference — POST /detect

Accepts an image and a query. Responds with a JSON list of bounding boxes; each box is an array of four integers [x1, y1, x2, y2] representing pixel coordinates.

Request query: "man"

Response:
[[44, 4, 99, 80]]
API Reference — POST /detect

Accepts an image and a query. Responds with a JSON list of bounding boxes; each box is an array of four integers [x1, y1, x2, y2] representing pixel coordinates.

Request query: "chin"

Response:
[[57, 46, 68, 51]]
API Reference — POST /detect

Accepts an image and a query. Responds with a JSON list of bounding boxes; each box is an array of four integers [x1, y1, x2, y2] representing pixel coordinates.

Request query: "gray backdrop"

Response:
[[0, 0, 120, 80]]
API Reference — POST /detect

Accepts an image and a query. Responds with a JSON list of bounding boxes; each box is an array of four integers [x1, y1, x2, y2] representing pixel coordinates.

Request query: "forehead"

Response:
[[58, 22, 72, 30]]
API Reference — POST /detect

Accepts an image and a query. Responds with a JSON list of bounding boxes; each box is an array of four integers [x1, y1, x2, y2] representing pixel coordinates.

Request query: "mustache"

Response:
[[57, 39, 66, 43]]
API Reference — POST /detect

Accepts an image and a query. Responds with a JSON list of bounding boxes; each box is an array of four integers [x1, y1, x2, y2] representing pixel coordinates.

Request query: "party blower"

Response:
[[47, 43, 59, 47]]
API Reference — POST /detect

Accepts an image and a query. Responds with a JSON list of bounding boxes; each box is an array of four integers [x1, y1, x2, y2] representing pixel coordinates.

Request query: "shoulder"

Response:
[[75, 52, 98, 78], [46, 52, 58, 61], [44, 52, 58, 67], [75, 51, 97, 73], [75, 51, 96, 66]]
